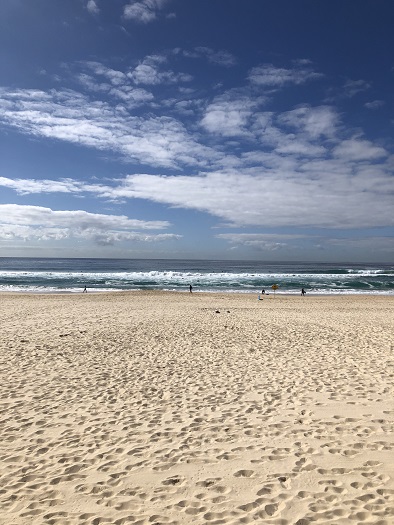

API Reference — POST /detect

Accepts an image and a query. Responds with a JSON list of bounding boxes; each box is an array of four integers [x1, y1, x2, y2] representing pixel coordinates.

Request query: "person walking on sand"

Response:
[[301, 288, 306, 296], [189, 284, 193, 293], [83, 285, 87, 293]]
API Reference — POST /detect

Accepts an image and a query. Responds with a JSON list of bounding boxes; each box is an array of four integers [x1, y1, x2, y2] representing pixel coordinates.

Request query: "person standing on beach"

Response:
[[301, 288, 306, 296], [83, 285, 87, 293], [189, 284, 193, 293]]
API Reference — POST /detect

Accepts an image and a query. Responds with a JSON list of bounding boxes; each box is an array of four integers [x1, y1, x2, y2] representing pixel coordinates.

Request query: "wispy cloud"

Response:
[[183, 47, 237, 67], [248, 63, 323, 88], [0, 61, 338, 172], [0, 87, 214, 169], [86, 0, 100, 15], [325, 236, 394, 253], [0, 177, 83, 195], [216, 233, 308, 251], [76, 61, 155, 106], [82, 61, 128, 86], [217, 232, 394, 255], [343, 79, 371, 97], [364, 99, 385, 110], [128, 54, 193, 85], [123, 0, 170, 24], [277, 105, 338, 139]]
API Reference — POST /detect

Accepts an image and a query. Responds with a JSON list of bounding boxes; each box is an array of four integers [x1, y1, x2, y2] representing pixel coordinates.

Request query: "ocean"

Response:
[[0, 258, 393, 295]]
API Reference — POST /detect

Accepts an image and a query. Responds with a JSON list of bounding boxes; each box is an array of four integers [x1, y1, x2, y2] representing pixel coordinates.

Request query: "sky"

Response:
[[0, 0, 393, 262]]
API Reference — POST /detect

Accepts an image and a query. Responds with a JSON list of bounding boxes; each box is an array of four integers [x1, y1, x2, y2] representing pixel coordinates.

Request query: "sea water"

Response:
[[0, 258, 393, 294]]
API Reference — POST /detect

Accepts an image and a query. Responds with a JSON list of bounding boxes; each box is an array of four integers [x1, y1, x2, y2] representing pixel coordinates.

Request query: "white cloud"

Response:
[[0, 87, 214, 169], [277, 105, 338, 139], [88, 166, 394, 230], [0, 58, 393, 240], [274, 140, 326, 157], [77, 72, 154, 106], [0, 204, 169, 229], [83, 61, 127, 86], [201, 94, 257, 137], [0, 204, 180, 245], [248, 64, 323, 88], [75, 62, 155, 106], [200, 88, 269, 137], [0, 62, 360, 175], [0, 177, 82, 195], [333, 138, 387, 161], [128, 55, 192, 85], [123, 0, 170, 23], [86, 0, 99, 15], [2, 137, 393, 232], [261, 105, 338, 157]]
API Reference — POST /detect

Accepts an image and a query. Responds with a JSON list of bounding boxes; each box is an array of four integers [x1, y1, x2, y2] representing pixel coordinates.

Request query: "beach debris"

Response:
[[215, 310, 220, 313]]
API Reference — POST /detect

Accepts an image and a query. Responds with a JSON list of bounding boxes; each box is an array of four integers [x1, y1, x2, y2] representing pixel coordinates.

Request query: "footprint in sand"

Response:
[[233, 469, 255, 478], [162, 475, 185, 486]]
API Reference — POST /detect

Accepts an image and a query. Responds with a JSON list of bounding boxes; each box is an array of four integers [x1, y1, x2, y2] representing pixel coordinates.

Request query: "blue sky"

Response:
[[0, 0, 393, 262]]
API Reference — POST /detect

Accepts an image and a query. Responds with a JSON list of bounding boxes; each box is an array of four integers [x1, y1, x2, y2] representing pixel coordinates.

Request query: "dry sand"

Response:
[[1, 292, 393, 525]]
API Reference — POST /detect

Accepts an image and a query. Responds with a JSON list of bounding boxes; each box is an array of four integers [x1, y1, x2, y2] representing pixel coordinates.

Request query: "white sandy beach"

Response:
[[1, 292, 393, 525]]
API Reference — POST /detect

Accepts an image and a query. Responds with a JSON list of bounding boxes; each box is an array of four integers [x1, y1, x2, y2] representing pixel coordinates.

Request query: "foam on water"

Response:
[[0, 258, 393, 294]]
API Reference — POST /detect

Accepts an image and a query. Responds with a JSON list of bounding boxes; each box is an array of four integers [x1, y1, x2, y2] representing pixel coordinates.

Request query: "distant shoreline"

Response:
[[1, 289, 393, 298]]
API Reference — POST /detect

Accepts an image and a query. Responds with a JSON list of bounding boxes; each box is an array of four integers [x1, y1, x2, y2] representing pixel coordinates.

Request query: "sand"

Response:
[[0, 291, 393, 525]]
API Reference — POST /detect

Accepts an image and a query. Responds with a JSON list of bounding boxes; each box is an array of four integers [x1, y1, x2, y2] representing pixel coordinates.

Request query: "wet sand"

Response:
[[1, 292, 393, 524]]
